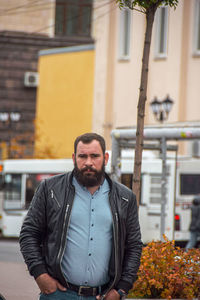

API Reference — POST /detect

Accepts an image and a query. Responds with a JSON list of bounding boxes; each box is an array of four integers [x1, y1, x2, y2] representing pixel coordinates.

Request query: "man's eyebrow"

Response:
[[77, 153, 101, 157]]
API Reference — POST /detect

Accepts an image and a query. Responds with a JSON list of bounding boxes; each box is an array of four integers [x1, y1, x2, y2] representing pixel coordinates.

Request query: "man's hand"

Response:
[[36, 273, 67, 294], [96, 289, 120, 300]]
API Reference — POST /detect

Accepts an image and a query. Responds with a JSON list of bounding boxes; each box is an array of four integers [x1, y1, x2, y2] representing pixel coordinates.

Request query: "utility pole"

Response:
[[160, 136, 167, 241]]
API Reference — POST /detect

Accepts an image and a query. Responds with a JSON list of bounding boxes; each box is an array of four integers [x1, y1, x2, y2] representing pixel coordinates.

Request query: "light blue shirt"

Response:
[[61, 176, 112, 287]]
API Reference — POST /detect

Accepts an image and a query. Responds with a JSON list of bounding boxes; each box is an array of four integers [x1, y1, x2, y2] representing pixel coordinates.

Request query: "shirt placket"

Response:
[[85, 192, 96, 285]]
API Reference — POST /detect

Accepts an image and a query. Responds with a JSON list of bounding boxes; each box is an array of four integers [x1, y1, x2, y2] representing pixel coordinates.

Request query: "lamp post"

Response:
[[0, 111, 21, 158], [150, 95, 174, 241], [150, 95, 174, 122]]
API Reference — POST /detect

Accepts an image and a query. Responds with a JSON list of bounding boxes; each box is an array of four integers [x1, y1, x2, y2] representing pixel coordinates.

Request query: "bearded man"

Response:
[[19, 132, 142, 300]]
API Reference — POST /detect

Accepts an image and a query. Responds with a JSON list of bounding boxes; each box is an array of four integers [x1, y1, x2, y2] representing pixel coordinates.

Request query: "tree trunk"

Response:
[[132, 6, 157, 207]]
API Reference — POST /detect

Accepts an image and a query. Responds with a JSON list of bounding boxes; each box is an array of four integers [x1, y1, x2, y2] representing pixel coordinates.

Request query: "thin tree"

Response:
[[116, 0, 178, 206]]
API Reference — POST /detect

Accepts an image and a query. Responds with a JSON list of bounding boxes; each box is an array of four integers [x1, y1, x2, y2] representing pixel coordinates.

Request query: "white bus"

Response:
[[0, 159, 74, 237], [118, 153, 200, 246], [0, 155, 200, 246]]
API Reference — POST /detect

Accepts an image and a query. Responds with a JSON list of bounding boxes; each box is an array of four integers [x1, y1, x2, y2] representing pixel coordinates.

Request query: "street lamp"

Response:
[[0, 111, 21, 158], [150, 95, 174, 122], [150, 95, 174, 241], [0, 112, 9, 122]]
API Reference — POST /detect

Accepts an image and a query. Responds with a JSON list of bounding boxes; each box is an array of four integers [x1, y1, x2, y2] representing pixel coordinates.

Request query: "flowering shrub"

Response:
[[128, 236, 200, 299]]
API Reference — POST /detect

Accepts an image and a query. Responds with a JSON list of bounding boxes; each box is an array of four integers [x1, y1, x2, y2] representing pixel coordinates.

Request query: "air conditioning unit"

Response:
[[24, 72, 39, 87]]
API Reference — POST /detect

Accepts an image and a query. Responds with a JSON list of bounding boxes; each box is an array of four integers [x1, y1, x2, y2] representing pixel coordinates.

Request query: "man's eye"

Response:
[[79, 154, 87, 158], [91, 154, 100, 158]]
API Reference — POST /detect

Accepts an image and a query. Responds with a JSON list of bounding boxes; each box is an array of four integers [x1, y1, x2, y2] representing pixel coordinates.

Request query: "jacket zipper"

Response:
[[57, 186, 75, 286], [59, 203, 73, 283], [58, 204, 69, 262], [51, 189, 61, 208], [111, 212, 119, 288]]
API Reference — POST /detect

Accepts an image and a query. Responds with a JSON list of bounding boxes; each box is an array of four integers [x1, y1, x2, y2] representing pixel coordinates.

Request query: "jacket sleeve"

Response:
[[116, 192, 143, 293], [19, 180, 48, 279]]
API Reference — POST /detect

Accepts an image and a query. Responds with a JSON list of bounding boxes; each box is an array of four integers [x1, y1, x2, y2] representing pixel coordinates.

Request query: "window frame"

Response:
[[180, 173, 200, 195], [193, 0, 200, 56], [55, 0, 93, 37], [118, 7, 132, 60], [154, 5, 169, 59], [3, 173, 23, 210]]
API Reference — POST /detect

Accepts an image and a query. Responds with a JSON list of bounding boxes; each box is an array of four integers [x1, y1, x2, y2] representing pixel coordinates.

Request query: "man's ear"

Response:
[[104, 152, 109, 166], [72, 153, 75, 164]]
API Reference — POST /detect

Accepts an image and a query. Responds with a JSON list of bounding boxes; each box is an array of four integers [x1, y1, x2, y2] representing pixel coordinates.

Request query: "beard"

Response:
[[73, 161, 105, 187]]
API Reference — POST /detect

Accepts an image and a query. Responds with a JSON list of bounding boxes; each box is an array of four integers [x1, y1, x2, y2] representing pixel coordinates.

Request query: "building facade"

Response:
[[92, 0, 200, 153], [0, 0, 200, 157]]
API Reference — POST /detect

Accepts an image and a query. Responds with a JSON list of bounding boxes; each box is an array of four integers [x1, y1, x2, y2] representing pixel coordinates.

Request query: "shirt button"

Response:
[[91, 224, 94, 227], [89, 253, 91, 256], [90, 238, 93, 240], [92, 209, 94, 212]]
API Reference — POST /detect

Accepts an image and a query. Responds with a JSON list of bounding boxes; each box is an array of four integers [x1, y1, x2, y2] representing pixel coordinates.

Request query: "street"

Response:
[[0, 239, 40, 300]]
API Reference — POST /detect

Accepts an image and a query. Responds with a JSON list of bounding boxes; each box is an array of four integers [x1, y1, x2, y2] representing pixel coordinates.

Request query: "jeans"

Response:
[[185, 231, 200, 250], [39, 289, 97, 300]]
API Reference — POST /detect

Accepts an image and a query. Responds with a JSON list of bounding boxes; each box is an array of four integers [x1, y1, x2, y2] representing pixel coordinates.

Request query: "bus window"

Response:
[[0, 173, 3, 190], [121, 174, 133, 189], [25, 174, 55, 209], [121, 173, 143, 205], [3, 174, 22, 209], [180, 174, 200, 195], [25, 177, 35, 209]]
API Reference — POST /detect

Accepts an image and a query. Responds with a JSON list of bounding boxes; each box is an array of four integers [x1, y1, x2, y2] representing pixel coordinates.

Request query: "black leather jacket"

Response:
[[19, 172, 142, 295]]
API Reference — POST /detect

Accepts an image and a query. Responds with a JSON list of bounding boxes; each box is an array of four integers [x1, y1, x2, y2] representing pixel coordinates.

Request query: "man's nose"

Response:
[[85, 156, 93, 166]]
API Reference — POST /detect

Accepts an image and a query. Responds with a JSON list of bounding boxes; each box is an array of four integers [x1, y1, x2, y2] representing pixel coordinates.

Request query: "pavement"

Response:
[[0, 261, 40, 300], [0, 261, 198, 300]]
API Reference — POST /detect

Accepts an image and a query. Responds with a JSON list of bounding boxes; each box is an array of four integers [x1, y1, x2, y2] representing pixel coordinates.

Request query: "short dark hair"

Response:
[[74, 133, 106, 154]]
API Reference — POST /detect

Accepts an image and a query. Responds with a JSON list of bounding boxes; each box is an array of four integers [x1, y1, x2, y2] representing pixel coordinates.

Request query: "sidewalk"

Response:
[[0, 261, 39, 300]]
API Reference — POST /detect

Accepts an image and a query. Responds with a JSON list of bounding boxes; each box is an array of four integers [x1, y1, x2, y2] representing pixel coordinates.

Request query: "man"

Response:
[[20, 133, 142, 300], [186, 195, 200, 250]]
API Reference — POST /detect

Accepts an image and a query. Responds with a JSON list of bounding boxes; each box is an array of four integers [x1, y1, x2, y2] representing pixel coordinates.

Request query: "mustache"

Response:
[[81, 166, 97, 173]]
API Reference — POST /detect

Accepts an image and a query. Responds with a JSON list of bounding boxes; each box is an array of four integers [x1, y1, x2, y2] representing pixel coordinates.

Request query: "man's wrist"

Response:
[[117, 289, 126, 299]]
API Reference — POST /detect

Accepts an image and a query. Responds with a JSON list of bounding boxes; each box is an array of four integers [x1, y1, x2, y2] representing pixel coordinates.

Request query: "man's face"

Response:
[[72, 140, 109, 187]]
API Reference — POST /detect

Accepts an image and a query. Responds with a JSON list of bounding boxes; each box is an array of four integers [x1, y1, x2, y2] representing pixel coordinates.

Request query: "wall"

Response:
[[35, 45, 95, 158], [0, 0, 55, 37], [92, 0, 113, 139]]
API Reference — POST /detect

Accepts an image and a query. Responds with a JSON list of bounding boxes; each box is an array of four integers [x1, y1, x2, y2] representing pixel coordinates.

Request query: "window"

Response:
[[121, 173, 142, 204], [149, 174, 168, 204], [155, 6, 168, 58], [180, 174, 200, 195], [121, 173, 133, 189], [3, 174, 22, 209], [118, 8, 132, 59], [25, 174, 54, 208], [55, 0, 92, 37], [193, 0, 200, 55]]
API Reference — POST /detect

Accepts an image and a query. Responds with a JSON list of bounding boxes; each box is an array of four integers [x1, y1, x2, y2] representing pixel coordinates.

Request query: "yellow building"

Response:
[[35, 44, 95, 158]]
